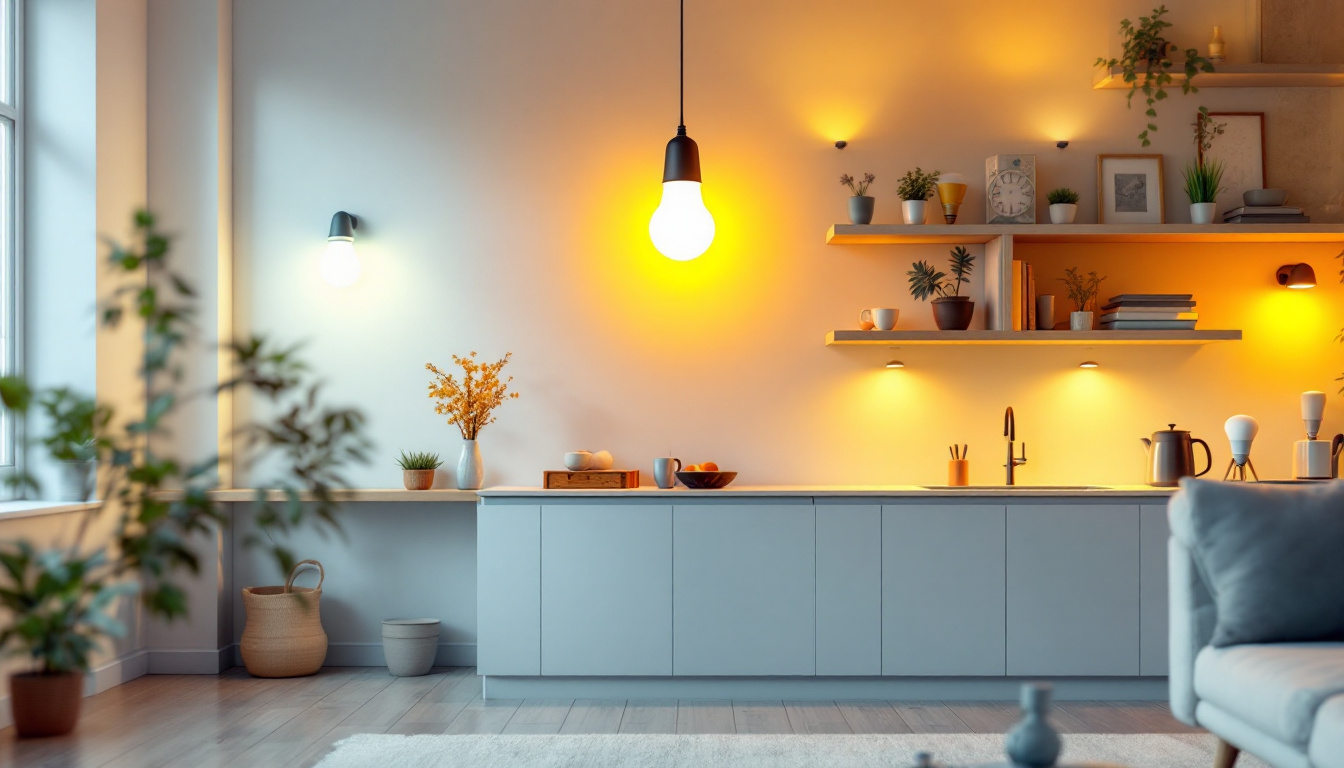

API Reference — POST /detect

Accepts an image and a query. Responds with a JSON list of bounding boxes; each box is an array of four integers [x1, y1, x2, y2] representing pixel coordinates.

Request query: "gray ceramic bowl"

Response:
[[1243, 189, 1287, 207]]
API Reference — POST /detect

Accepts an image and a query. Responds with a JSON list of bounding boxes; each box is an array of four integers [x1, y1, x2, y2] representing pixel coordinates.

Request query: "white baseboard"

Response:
[[0, 648, 150, 729], [147, 645, 234, 675], [227, 642, 476, 669]]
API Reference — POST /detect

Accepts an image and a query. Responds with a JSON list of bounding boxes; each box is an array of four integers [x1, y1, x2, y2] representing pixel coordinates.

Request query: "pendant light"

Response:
[[648, 0, 715, 261]]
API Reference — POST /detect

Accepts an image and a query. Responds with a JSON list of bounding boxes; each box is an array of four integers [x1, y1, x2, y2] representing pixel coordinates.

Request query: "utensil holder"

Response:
[[948, 460, 969, 487]]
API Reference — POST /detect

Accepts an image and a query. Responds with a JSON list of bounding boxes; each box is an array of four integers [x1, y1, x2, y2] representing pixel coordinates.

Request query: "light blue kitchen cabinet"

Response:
[[883, 505, 1007, 676], [541, 504, 673, 676], [672, 503, 816, 676], [477, 504, 541, 676], [816, 505, 881, 675], [1006, 504, 1141, 676], [1140, 503, 1171, 676]]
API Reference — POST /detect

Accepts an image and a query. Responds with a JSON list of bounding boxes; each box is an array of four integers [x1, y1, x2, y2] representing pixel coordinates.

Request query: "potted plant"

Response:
[[1060, 266, 1107, 331], [896, 167, 941, 225], [426, 353, 519, 490], [841, 172, 876, 225], [1184, 111, 1226, 224], [397, 451, 442, 490], [1046, 188, 1080, 224], [1095, 5, 1215, 147], [35, 388, 112, 502], [908, 246, 976, 330]]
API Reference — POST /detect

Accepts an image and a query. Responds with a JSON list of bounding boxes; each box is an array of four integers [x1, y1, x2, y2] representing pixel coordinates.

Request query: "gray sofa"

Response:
[[1169, 483, 1344, 768]]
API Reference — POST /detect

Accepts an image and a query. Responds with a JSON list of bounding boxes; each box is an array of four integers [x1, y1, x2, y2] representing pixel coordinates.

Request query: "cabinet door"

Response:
[[541, 504, 672, 676], [1007, 505, 1140, 676], [1140, 503, 1171, 676], [883, 505, 1006, 676], [673, 504, 815, 676], [477, 504, 541, 676], [817, 505, 881, 675]]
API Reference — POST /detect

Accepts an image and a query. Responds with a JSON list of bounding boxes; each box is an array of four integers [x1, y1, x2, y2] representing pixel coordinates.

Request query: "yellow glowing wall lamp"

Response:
[[1277, 263, 1316, 289]]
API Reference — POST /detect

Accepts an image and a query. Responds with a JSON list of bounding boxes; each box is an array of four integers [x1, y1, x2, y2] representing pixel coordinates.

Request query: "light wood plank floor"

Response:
[[0, 667, 1201, 768]]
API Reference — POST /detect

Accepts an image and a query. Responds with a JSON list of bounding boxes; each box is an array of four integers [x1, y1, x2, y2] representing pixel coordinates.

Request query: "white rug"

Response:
[[315, 733, 1273, 768]]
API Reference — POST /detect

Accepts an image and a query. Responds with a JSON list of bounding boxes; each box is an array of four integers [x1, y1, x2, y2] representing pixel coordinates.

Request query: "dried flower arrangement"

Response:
[[426, 352, 519, 440], [840, 173, 876, 197]]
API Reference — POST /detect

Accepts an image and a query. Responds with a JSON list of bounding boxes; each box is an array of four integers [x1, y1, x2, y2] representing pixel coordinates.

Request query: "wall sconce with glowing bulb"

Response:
[[885, 360, 905, 369], [320, 211, 360, 287], [1078, 361, 1099, 369], [1277, 263, 1316, 289]]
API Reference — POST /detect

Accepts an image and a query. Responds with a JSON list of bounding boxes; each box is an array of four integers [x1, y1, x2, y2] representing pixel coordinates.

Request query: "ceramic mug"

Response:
[[859, 309, 876, 331], [653, 457, 683, 489], [871, 308, 898, 331]]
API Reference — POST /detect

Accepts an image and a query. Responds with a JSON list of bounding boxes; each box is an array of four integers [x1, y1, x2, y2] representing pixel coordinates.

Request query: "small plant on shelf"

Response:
[[397, 451, 443, 491], [1047, 188, 1081, 224], [1047, 188, 1080, 206], [1095, 5, 1215, 147], [840, 173, 875, 197], [1060, 266, 1108, 330], [841, 173, 877, 224], [908, 246, 977, 331], [1183, 112, 1227, 220], [896, 168, 941, 201]]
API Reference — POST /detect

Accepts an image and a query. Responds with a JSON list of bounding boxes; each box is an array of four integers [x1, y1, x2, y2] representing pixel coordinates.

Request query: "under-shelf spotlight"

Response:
[[1277, 263, 1316, 289], [1079, 361, 1099, 369], [885, 360, 905, 369]]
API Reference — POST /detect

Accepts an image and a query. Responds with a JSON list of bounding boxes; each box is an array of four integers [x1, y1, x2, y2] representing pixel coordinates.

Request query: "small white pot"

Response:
[[1070, 311, 1094, 331], [1190, 202, 1217, 224], [1049, 203, 1077, 224], [901, 199, 928, 225], [382, 618, 441, 677]]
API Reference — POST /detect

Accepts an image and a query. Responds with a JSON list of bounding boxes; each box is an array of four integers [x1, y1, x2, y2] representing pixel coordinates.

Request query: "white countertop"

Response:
[[477, 484, 1176, 498]]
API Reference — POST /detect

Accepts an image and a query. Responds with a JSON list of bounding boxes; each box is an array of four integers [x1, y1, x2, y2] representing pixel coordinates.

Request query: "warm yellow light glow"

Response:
[[320, 239, 360, 287], [1079, 361, 1099, 369], [649, 181, 715, 261], [886, 360, 905, 369]]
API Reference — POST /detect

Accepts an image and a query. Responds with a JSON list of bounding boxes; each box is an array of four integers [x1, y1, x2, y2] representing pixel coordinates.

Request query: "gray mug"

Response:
[[653, 457, 683, 489]]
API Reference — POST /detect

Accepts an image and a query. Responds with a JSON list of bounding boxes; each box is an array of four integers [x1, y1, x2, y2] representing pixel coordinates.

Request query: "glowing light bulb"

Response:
[[650, 180, 715, 261], [1224, 414, 1259, 466], [320, 240, 360, 287], [936, 173, 968, 224]]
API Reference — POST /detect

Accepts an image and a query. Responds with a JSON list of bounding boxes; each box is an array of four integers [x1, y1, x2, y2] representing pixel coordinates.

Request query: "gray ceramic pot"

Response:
[[382, 618, 441, 677], [931, 296, 974, 331], [848, 196, 875, 225], [1004, 683, 1062, 768]]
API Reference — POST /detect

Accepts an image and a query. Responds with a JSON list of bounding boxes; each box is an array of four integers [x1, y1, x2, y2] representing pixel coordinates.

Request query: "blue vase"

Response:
[[1005, 683, 1061, 768]]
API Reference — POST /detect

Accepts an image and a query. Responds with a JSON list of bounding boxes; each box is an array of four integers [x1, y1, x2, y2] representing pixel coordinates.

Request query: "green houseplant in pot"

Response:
[[908, 246, 976, 330], [1184, 111, 1227, 223], [1047, 188, 1080, 225], [1060, 266, 1107, 331], [841, 173, 876, 225], [397, 451, 442, 491], [897, 167, 940, 225]]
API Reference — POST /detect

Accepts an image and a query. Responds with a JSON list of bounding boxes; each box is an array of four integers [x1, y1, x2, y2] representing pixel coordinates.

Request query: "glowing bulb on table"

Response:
[[649, 180, 715, 261], [320, 238, 361, 287], [1224, 414, 1259, 466]]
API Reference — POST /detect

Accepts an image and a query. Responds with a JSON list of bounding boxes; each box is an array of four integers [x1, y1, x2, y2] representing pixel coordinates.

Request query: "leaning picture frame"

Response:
[[1199, 112, 1266, 215], [1097, 154, 1166, 224]]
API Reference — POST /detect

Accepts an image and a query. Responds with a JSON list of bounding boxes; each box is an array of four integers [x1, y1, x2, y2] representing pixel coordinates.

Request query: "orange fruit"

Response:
[[700, 461, 719, 472], [684, 464, 699, 472]]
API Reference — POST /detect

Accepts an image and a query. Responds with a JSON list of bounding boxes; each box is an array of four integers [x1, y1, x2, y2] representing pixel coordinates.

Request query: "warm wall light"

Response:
[[649, 0, 715, 261], [320, 211, 360, 287], [1056, 140, 1070, 149], [1277, 263, 1316, 289], [1079, 361, 1099, 369], [885, 360, 905, 369]]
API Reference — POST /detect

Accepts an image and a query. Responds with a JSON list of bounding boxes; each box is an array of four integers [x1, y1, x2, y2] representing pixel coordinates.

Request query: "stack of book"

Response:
[[1099, 294, 1197, 331], [1222, 205, 1309, 224]]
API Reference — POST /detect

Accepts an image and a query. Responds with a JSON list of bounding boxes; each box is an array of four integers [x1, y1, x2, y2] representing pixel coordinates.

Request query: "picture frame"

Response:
[[1097, 154, 1166, 224], [1199, 112, 1266, 214]]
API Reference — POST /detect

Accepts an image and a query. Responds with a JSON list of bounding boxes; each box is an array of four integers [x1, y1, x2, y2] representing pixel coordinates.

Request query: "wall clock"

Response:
[[986, 154, 1036, 224]]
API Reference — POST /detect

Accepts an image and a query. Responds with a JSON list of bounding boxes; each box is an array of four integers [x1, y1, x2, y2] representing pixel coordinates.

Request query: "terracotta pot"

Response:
[[10, 671, 83, 738], [402, 469, 435, 491], [931, 296, 975, 331]]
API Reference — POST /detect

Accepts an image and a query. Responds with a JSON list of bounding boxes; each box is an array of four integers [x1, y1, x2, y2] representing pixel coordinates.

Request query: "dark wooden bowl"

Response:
[[675, 471, 737, 489]]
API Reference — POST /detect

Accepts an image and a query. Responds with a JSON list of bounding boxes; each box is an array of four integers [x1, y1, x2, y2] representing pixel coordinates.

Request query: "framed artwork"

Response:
[[1199, 112, 1265, 214], [1097, 154, 1166, 224]]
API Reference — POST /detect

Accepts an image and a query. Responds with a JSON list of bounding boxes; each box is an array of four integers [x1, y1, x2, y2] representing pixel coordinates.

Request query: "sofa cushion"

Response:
[[1194, 642, 1344, 747], [1170, 478, 1344, 646], [1310, 695, 1344, 768]]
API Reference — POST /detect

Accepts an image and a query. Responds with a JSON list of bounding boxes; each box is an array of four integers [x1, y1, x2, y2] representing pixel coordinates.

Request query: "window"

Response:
[[0, 0, 19, 476]]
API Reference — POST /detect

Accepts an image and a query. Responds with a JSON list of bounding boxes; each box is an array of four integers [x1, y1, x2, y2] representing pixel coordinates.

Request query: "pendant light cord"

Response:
[[678, 0, 685, 135]]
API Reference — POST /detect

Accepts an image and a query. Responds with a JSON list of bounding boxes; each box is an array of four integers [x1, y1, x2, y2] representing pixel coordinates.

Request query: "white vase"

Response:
[[1190, 202, 1217, 224], [1070, 311, 1094, 331], [1049, 203, 1077, 224], [901, 199, 928, 225], [457, 439, 483, 490]]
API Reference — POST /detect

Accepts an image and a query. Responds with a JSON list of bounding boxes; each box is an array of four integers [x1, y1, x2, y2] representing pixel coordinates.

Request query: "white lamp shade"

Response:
[[1224, 415, 1259, 465], [649, 181, 715, 261], [320, 239, 361, 287]]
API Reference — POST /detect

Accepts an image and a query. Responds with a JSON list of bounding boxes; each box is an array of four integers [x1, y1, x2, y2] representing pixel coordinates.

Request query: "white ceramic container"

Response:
[[382, 618, 441, 677], [902, 199, 927, 225]]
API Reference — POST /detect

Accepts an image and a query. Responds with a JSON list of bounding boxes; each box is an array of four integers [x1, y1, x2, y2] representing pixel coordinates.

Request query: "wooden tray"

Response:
[[543, 470, 640, 489]]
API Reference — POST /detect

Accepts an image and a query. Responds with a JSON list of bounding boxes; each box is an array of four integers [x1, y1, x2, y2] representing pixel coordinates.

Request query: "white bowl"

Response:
[[1243, 189, 1287, 207], [564, 451, 592, 471]]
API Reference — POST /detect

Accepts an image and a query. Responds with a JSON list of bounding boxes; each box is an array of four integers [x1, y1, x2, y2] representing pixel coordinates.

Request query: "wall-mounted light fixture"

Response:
[[834, 140, 848, 150], [320, 211, 360, 287], [1078, 361, 1099, 369], [1277, 263, 1316, 289], [648, 0, 715, 261], [885, 360, 905, 369], [1056, 140, 1070, 150]]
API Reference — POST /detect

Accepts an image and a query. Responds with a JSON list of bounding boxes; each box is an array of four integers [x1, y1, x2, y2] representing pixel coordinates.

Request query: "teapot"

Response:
[[1141, 424, 1212, 487]]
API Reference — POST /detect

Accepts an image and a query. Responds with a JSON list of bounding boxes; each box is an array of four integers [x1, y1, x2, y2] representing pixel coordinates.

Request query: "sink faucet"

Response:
[[1004, 406, 1027, 485]]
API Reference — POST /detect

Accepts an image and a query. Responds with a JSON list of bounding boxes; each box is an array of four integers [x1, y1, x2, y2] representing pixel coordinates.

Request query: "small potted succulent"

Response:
[[908, 246, 976, 330], [896, 167, 941, 225], [841, 173, 876, 225], [1046, 188, 1080, 224], [397, 451, 442, 491], [1060, 266, 1107, 331], [1184, 111, 1226, 224]]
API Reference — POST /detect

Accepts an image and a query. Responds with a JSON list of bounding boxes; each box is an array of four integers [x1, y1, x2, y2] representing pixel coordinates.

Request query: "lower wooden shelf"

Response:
[[826, 330, 1242, 346]]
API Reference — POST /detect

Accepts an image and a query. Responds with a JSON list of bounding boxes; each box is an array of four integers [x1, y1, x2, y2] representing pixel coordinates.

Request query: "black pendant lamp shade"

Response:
[[328, 211, 359, 240], [663, 129, 702, 183]]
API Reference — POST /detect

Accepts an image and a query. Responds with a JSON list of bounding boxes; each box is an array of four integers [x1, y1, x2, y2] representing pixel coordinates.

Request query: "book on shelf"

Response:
[[1107, 294, 1193, 303], [1224, 214, 1311, 224], [1101, 299, 1196, 310], [1011, 259, 1023, 331], [1099, 311, 1198, 322], [1100, 320, 1198, 330], [1222, 205, 1304, 218], [1026, 262, 1036, 331]]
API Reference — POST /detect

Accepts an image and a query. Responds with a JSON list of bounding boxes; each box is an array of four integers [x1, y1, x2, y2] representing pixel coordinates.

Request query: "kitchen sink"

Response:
[[919, 485, 1106, 491]]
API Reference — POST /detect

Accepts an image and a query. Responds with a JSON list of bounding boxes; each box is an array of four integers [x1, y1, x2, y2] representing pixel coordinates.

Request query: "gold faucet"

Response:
[[1005, 406, 1027, 485]]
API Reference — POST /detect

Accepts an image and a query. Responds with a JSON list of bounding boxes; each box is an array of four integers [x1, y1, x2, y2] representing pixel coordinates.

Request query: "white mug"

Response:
[[871, 308, 898, 331], [1294, 440, 1333, 480]]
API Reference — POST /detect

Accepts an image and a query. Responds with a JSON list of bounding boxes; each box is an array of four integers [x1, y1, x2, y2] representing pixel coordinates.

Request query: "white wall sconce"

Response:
[[320, 211, 360, 287]]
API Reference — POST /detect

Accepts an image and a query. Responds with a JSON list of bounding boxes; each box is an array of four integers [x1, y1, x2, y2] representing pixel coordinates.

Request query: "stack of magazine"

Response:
[[1099, 294, 1197, 331], [1222, 205, 1309, 224]]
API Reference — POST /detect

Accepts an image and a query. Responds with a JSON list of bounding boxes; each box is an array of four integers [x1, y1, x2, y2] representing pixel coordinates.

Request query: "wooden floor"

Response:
[[0, 666, 1201, 767]]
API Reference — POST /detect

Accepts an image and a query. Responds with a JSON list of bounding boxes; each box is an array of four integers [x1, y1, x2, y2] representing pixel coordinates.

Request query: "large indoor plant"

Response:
[[908, 246, 976, 330], [426, 352, 519, 490], [0, 211, 368, 737], [1095, 5, 1215, 147], [897, 167, 941, 225]]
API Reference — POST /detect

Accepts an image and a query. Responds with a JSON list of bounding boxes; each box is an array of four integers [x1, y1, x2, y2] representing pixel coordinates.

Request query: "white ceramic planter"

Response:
[[382, 618, 441, 677], [1070, 311, 1094, 331], [901, 199, 928, 225], [457, 439, 483, 490], [1049, 203, 1077, 224], [1190, 202, 1216, 224], [57, 460, 96, 502], [848, 196, 875, 225]]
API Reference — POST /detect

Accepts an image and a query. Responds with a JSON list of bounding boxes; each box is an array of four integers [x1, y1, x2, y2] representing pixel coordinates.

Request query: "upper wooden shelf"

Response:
[[826, 223, 1344, 245], [827, 330, 1242, 346], [154, 488, 479, 503], [1093, 64, 1344, 89]]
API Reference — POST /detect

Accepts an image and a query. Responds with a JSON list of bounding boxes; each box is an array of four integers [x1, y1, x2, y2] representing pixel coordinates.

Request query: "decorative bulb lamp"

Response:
[[1293, 391, 1339, 480], [648, 0, 715, 261], [320, 211, 360, 287], [1277, 263, 1316, 289], [936, 173, 968, 224], [1223, 414, 1260, 481]]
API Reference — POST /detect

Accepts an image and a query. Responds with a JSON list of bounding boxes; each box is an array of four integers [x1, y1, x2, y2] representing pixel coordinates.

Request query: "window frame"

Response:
[[0, 0, 23, 490]]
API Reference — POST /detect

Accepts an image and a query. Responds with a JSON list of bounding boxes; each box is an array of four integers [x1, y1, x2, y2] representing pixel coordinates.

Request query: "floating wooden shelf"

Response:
[[154, 488, 479, 503], [826, 223, 1344, 245], [1094, 63, 1344, 89], [826, 330, 1242, 346]]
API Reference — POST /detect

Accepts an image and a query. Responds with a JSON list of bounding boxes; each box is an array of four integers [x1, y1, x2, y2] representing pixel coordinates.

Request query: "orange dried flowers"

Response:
[[426, 352, 519, 440]]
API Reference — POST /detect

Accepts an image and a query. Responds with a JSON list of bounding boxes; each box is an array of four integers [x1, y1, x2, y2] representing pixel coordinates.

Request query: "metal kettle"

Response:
[[1141, 423, 1212, 487]]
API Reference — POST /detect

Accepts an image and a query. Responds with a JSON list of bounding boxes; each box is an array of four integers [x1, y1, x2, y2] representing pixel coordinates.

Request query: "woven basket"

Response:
[[240, 559, 328, 678]]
